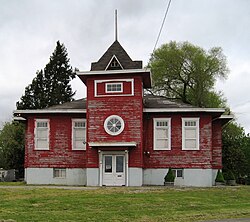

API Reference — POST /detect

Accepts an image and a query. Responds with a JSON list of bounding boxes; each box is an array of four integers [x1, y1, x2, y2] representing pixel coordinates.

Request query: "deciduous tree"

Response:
[[0, 122, 25, 177], [148, 41, 228, 108]]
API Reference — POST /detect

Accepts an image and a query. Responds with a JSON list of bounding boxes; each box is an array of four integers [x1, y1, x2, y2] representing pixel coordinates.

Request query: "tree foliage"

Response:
[[3, 41, 75, 176], [148, 41, 229, 108], [0, 122, 25, 176], [16, 41, 75, 110], [149, 41, 249, 180], [222, 122, 250, 179]]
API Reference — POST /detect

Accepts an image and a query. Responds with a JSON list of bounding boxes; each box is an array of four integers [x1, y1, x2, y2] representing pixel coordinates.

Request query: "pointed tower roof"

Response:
[[77, 39, 152, 88], [91, 40, 142, 71]]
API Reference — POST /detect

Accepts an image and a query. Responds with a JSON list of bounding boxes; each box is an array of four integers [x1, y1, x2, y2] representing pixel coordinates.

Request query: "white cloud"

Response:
[[0, 0, 250, 134]]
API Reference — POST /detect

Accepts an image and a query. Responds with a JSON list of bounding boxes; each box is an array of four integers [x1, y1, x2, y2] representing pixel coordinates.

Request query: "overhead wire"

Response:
[[153, 0, 172, 53]]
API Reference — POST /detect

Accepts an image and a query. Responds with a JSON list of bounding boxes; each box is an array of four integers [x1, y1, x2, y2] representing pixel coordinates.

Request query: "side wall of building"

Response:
[[25, 114, 87, 169], [143, 113, 213, 169]]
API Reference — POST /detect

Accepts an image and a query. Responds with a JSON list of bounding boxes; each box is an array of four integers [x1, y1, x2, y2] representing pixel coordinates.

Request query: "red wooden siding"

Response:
[[25, 114, 87, 168], [143, 113, 217, 169], [86, 75, 144, 168], [211, 121, 222, 168]]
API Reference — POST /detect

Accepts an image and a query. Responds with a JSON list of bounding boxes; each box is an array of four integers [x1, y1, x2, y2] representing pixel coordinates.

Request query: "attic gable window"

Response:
[[106, 55, 123, 70]]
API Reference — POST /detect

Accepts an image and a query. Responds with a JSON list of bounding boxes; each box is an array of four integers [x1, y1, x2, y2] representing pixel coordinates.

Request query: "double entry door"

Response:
[[102, 154, 125, 186]]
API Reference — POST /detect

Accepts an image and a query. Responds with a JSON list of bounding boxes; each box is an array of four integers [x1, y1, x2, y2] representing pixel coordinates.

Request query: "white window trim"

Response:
[[105, 82, 123, 93], [94, 79, 134, 97], [153, 118, 171, 150], [72, 119, 86, 150], [104, 115, 125, 136], [34, 119, 50, 150], [182, 118, 200, 150]]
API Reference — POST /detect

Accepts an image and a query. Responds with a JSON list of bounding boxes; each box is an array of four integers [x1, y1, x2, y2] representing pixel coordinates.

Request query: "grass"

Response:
[[0, 182, 26, 186], [0, 186, 249, 222]]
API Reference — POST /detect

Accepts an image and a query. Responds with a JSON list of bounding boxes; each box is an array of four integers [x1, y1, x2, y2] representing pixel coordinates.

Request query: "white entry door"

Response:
[[102, 155, 125, 186]]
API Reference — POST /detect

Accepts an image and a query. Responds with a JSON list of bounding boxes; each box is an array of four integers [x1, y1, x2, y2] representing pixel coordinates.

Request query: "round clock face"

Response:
[[104, 115, 124, 136]]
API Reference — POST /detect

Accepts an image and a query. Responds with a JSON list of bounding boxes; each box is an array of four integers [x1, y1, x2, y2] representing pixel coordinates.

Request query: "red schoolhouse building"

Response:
[[15, 40, 232, 186]]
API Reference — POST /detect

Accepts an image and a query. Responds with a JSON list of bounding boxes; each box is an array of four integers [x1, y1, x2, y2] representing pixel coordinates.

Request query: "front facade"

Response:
[[15, 40, 232, 187]]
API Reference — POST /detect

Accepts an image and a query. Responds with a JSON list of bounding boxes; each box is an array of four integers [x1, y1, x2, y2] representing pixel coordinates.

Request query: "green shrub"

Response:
[[215, 170, 225, 183], [224, 170, 235, 180], [164, 168, 175, 182]]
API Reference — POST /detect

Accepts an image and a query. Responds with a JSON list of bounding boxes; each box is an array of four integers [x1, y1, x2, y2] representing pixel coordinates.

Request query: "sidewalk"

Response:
[[203, 219, 250, 222]]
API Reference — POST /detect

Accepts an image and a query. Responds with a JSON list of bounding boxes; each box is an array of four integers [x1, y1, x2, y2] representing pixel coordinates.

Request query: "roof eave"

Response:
[[76, 68, 152, 88], [143, 108, 225, 113], [14, 109, 87, 115]]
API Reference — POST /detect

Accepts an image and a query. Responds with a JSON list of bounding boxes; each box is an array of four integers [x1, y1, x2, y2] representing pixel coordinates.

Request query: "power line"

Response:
[[153, 0, 172, 52]]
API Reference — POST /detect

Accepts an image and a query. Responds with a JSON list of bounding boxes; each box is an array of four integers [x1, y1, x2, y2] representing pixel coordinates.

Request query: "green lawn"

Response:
[[0, 185, 249, 222]]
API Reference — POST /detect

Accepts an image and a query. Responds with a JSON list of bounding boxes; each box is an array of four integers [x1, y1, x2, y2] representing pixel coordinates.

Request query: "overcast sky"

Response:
[[0, 0, 250, 133]]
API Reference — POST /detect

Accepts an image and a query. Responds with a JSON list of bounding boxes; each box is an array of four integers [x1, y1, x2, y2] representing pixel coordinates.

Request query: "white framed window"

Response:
[[94, 79, 134, 97], [172, 169, 184, 178], [53, 168, 66, 178], [182, 118, 199, 150], [153, 118, 171, 150], [34, 119, 49, 150], [104, 115, 125, 136], [105, 83, 123, 93], [72, 119, 86, 150]]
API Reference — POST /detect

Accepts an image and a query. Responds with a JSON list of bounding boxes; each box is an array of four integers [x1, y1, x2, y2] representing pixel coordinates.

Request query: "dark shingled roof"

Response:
[[43, 95, 194, 110], [143, 94, 195, 109], [91, 40, 142, 71], [46, 98, 86, 110]]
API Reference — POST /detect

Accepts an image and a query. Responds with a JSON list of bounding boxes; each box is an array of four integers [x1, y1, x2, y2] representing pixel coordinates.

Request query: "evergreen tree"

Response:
[[44, 41, 75, 107], [16, 41, 75, 110]]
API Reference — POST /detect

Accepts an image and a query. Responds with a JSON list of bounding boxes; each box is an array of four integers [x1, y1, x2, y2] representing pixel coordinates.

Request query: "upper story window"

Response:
[[182, 118, 199, 150], [105, 83, 123, 93], [72, 119, 86, 150], [35, 119, 49, 150], [95, 79, 134, 97], [153, 118, 171, 150]]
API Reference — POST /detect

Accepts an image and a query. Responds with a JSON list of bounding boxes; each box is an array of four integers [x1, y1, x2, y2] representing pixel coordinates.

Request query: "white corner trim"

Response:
[[89, 142, 137, 147]]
